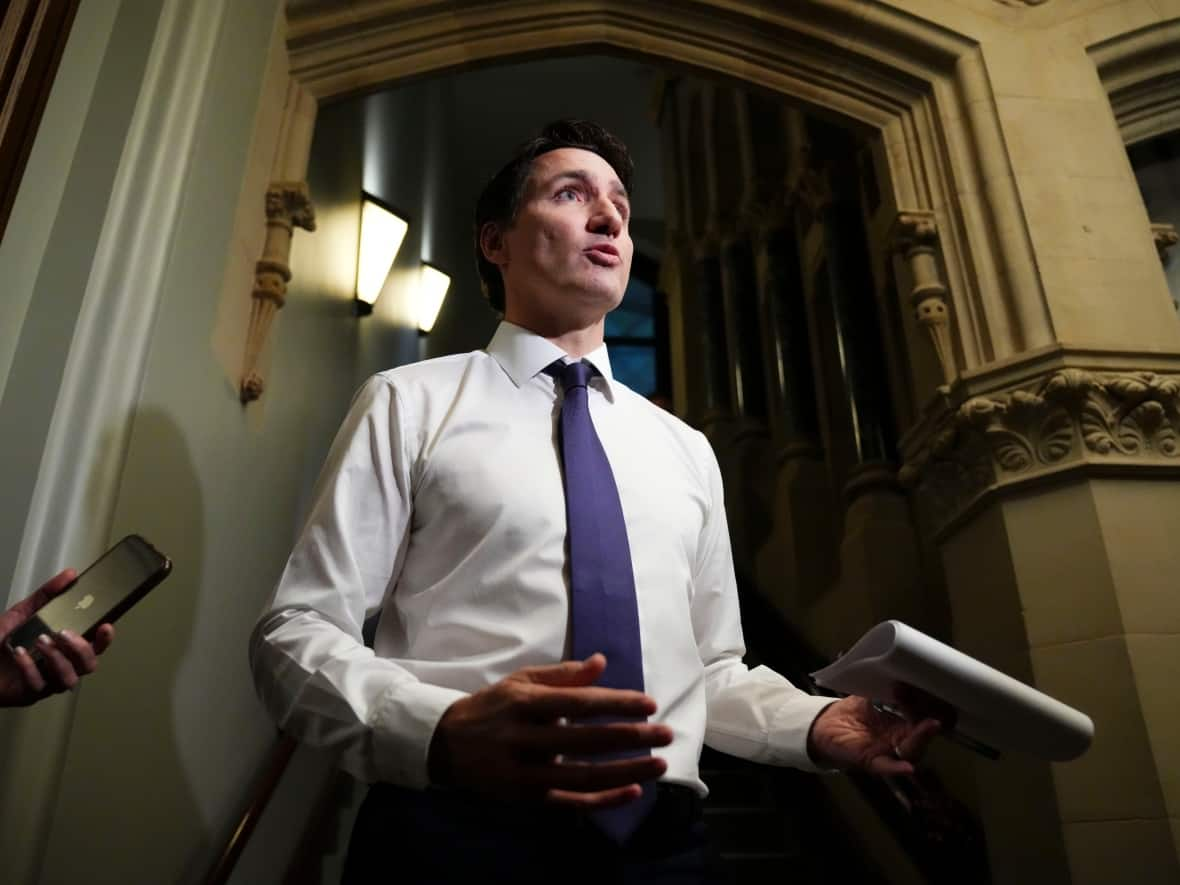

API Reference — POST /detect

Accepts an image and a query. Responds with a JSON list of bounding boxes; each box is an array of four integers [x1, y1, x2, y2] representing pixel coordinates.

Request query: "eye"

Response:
[[555, 187, 581, 202]]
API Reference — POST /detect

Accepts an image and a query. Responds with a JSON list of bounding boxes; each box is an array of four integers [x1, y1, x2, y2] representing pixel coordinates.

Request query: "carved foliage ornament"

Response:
[[901, 370, 1180, 527]]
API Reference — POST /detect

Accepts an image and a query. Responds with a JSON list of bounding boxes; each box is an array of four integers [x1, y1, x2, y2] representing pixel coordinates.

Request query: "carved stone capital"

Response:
[[1152, 222, 1178, 262], [891, 210, 938, 252], [900, 351, 1180, 536], [265, 181, 317, 232]]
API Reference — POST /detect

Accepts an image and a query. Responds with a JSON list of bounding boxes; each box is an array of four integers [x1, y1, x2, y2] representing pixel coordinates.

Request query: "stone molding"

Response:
[[900, 350, 1180, 536], [1091, 20, 1180, 146]]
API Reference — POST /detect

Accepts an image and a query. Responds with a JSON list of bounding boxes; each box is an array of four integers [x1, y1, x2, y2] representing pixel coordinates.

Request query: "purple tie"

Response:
[[548, 359, 656, 844]]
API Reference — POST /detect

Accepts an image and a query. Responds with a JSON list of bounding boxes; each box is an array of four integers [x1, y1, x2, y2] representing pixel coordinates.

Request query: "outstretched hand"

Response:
[[807, 688, 952, 777], [428, 653, 671, 809], [0, 570, 115, 707]]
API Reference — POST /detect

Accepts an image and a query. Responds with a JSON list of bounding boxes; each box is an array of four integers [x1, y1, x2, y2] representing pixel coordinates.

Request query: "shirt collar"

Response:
[[486, 321, 616, 400]]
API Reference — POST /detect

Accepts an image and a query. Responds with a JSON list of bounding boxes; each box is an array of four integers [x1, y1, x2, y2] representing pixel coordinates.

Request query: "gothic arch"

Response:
[[282, 0, 1055, 381]]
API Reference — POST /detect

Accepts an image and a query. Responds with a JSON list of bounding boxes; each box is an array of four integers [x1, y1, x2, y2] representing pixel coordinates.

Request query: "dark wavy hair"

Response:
[[473, 120, 634, 314]]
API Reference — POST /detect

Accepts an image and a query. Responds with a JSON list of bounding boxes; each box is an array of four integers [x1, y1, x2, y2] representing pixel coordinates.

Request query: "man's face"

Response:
[[488, 147, 633, 328]]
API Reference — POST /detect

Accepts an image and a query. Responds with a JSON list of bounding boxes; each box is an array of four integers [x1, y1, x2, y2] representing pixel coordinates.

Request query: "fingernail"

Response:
[[37, 633, 52, 646], [59, 629, 76, 640], [13, 646, 28, 658]]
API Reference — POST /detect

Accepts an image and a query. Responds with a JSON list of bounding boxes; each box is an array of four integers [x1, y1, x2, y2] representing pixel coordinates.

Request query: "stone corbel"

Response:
[[239, 181, 316, 403], [891, 210, 957, 387], [1152, 222, 1178, 263], [900, 361, 1180, 535]]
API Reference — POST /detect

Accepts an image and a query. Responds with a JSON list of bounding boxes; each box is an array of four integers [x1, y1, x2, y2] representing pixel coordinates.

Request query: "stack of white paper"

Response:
[[809, 620, 1093, 761]]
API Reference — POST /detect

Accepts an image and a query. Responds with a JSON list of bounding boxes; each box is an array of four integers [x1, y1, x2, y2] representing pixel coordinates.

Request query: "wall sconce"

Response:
[[417, 262, 450, 335], [356, 192, 408, 315]]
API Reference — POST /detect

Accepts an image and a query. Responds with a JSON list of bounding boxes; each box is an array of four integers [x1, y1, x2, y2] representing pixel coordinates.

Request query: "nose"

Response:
[[588, 196, 623, 237]]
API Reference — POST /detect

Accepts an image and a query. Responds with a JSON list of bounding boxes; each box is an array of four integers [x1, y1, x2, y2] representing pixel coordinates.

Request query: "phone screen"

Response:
[[6, 535, 171, 652]]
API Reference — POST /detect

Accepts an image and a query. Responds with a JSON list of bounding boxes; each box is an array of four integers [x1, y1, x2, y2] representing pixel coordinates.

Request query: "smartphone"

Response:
[[6, 534, 172, 654]]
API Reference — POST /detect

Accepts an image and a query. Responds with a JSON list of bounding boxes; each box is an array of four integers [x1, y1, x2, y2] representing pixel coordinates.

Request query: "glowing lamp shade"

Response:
[[355, 194, 408, 311], [417, 263, 451, 334]]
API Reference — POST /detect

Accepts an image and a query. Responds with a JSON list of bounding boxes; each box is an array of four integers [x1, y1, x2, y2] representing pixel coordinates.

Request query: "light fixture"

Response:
[[417, 262, 451, 335], [355, 192, 408, 315]]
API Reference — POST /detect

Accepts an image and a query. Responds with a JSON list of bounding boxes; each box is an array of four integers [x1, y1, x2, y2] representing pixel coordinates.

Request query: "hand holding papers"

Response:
[[810, 621, 1093, 762]]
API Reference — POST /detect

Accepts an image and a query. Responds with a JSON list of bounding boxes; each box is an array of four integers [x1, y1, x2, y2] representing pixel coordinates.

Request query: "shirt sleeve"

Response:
[[249, 375, 467, 787], [688, 432, 834, 773]]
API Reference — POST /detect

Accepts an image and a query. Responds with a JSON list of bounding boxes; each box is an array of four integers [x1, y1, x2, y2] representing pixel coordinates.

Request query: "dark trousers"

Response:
[[342, 782, 733, 884]]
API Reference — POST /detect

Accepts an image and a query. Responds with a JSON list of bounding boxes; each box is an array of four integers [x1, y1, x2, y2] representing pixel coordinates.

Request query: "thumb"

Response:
[[518, 653, 607, 687]]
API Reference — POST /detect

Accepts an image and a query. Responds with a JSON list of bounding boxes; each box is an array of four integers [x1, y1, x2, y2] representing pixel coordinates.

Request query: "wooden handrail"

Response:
[[204, 733, 298, 885]]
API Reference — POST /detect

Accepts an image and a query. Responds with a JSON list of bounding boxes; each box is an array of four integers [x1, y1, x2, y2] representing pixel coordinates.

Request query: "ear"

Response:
[[479, 221, 508, 267]]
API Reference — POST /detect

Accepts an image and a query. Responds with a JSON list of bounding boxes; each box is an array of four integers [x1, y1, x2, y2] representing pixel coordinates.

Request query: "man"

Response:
[[250, 120, 941, 883], [1, 570, 115, 706]]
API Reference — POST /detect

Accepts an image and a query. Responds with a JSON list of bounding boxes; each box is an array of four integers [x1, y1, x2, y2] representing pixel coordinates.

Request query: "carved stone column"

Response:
[[900, 348, 1180, 885], [893, 209, 958, 386], [240, 182, 316, 402]]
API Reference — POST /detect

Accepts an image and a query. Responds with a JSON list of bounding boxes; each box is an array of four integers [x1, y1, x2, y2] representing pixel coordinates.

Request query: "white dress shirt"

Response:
[[250, 321, 833, 795]]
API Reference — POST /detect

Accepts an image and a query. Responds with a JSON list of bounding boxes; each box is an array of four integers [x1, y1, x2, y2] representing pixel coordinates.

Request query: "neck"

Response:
[[503, 308, 606, 358]]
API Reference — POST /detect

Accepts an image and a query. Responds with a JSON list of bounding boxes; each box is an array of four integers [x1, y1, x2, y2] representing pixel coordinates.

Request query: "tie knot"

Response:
[[546, 359, 593, 393]]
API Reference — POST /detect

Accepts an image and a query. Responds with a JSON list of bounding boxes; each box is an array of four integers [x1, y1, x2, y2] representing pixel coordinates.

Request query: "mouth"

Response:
[[584, 244, 621, 267]]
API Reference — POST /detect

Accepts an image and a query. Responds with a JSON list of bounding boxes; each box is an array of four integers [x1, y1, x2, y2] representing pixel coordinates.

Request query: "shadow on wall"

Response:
[[39, 408, 207, 885]]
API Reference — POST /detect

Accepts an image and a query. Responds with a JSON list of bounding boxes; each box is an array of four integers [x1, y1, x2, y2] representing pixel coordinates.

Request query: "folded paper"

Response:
[[810, 621, 1093, 761]]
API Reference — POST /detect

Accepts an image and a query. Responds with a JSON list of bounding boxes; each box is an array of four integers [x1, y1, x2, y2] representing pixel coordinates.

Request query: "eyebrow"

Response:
[[542, 169, 630, 205]]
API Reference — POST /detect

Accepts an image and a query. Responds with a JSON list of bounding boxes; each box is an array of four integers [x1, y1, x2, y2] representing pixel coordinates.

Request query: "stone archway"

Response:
[[244, 5, 1180, 884], [281, 0, 1050, 382]]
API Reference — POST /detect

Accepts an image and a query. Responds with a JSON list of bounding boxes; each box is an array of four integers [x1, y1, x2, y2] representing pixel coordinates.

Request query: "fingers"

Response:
[[529, 755, 667, 794], [522, 686, 657, 722], [35, 634, 82, 691], [520, 721, 673, 757], [866, 754, 916, 778], [546, 784, 644, 810], [55, 630, 99, 676], [34, 628, 106, 693], [93, 624, 116, 655], [8, 645, 46, 695], [518, 654, 607, 687], [894, 717, 941, 760]]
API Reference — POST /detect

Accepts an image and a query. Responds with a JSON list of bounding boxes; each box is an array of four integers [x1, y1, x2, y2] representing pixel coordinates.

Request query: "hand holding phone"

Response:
[[1, 535, 171, 707], [0, 570, 113, 706]]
